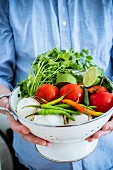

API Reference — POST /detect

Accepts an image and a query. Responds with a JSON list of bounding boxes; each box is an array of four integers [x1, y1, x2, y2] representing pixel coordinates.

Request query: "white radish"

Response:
[[34, 115, 64, 126], [69, 114, 92, 125], [17, 97, 40, 118]]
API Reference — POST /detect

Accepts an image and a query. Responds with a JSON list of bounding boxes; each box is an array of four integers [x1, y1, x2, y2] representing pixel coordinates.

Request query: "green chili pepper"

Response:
[[45, 96, 64, 105], [83, 87, 89, 106], [36, 96, 48, 104], [80, 104, 97, 111], [38, 109, 75, 121], [55, 103, 73, 109], [23, 105, 40, 109], [46, 88, 76, 105], [90, 106, 97, 109], [41, 104, 80, 115]]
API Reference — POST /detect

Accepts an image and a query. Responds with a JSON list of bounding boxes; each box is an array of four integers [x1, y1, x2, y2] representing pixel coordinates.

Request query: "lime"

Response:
[[56, 73, 77, 85], [83, 67, 101, 87]]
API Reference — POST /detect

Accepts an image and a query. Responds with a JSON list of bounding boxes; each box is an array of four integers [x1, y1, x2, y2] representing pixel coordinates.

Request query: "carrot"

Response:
[[62, 99, 103, 116]]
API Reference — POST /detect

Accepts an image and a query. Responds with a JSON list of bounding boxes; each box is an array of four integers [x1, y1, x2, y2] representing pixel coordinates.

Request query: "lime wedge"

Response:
[[56, 73, 77, 85], [83, 67, 101, 87]]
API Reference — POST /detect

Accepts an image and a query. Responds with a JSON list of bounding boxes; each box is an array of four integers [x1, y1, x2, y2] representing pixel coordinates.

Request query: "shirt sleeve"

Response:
[[111, 8, 113, 81], [111, 0, 113, 82], [0, 0, 15, 90]]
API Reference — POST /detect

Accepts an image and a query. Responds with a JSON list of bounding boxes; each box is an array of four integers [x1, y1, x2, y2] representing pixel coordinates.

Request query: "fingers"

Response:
[[0, 86, 51, 146], [3, 97, 10, 109], [20, 133, 51, 146], [0, 97, 8, 107], [86, 114, 113, 142], [0, 97, 10, 114], [0, 84, 11, 108], [86, 130, 111, 142], [102, 119, 113, 131], [7, 113, 30, 134], [7, 113, 51, 146]]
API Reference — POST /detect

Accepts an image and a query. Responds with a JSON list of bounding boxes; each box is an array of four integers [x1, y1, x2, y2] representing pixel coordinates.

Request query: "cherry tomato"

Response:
[[88, 86, 108, 94], [90, 91, 113, 112], [59, 84, 84, 103], [36, 84, 59, 101]]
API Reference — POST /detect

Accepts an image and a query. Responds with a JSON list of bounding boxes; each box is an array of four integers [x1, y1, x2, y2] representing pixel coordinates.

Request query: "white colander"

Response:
[[0, 86, 113, 162]]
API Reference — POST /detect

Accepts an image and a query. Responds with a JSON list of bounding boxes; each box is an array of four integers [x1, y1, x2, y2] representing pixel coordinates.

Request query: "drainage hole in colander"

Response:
[[91, 130, 94, 132], [44, 136, 47, 139], [48, 138, 54, 142], [18, 93, 21, 97], [81, 134, 89, 139], [37, 132, 40, 135], [55, 138, 60, 141], [97, 126, 100, 129], [49, 136, 54, 140], [85, 134, 88, 136]]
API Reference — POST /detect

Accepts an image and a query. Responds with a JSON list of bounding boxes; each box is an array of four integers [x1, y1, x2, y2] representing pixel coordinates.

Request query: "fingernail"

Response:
[[6, 104, 9, 109], [105, 126, 110, 130], [37, 141, 47, 146], [46, 142, 52, 147], [90, 138, 95, 142], [105, 131, 111, 135], [22, 129, 29, 134]]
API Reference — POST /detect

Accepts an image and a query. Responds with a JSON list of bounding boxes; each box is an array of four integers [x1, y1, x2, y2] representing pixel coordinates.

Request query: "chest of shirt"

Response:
[[9, 0, 112, 69]]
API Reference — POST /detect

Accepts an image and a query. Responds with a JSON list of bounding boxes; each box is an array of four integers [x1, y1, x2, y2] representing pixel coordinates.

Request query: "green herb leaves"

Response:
[[19, 48, 94, 98]]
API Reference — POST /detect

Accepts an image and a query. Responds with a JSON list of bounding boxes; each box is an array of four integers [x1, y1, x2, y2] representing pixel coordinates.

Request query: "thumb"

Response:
[[2, 97, 9, 108], [6, 103, 10, 110], [0, 97, 10, 114]]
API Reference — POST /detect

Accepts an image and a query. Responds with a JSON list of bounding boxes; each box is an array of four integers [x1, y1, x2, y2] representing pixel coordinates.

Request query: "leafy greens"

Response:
[[19, 48, 97, 97]]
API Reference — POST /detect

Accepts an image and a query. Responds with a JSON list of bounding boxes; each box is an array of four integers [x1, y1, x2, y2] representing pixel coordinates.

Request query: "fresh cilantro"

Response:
[[18, 48, 97, 98]]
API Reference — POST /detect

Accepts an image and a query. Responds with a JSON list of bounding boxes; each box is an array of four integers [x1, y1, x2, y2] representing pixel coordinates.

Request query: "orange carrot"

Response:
[[62, 99, 103, 116]]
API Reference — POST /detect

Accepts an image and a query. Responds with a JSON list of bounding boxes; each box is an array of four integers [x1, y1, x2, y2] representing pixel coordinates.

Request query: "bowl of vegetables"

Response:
[[0, 48, 113, 162]]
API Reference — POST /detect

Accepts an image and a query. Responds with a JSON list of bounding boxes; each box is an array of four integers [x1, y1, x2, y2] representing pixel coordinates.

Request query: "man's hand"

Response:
[[0, 85, 11, 111], [0, 84, 51, 146], [86, 114, 113, 142]]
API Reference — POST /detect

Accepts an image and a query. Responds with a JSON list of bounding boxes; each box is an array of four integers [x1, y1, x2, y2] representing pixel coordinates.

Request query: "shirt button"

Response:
[[62, 21, 67, 26]]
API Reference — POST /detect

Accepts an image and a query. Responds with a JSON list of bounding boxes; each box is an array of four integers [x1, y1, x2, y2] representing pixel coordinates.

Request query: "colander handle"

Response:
[[0, 93, 17, 121], [0, 93, 11, 99]]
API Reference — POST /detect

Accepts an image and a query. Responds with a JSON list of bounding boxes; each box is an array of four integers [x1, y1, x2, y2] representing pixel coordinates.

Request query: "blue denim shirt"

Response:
[[0, 0, 113, 170]]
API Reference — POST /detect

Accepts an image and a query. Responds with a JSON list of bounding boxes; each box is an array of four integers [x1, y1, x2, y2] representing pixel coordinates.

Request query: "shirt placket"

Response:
[[57, 0, 71, 50]]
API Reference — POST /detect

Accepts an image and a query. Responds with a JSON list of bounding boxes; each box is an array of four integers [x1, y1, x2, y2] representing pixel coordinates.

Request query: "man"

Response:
[[0, 0, 113, 170]]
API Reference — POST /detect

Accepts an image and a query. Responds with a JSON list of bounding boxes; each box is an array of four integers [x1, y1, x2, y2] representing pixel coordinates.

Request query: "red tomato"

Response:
[[36, 84, 59, 101], [88, 86, 108, 94], [90, 91, 113, 112], [59, 84, 84, 103]]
